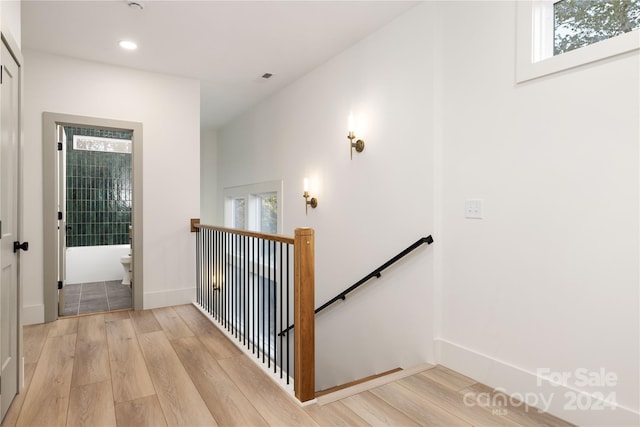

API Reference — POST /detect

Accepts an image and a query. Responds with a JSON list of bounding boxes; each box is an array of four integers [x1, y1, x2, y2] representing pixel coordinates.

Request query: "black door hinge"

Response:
[[57, 142, 63, 151], [1, 65, 3, 84], [58, 281, 63, 290], [58, 211, 63, 220]]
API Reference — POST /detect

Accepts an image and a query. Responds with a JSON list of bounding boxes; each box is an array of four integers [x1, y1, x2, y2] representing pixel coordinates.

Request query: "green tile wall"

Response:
[[65, 127, 132, 247]]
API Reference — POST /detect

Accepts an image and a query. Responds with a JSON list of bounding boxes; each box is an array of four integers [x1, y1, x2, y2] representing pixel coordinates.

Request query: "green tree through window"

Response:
[[260, 193, 277, 234], [554, 0, 640, 55]]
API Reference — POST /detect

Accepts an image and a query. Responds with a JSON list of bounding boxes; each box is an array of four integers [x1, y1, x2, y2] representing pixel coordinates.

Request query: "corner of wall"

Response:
[[23, 304, 44, 325]]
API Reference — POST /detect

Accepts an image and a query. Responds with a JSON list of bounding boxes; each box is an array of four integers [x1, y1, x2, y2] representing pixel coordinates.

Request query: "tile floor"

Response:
[[62, 280, 132, 316]]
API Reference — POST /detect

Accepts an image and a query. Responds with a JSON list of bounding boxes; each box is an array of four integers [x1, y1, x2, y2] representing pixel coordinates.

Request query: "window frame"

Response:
[[223, 180, 283, 234], [222, 179, 284, 278], [516, 0, 640, 83]]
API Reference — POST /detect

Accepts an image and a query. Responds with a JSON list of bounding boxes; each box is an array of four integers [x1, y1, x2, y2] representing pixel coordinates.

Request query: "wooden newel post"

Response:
[[294, 227, 315, 402]]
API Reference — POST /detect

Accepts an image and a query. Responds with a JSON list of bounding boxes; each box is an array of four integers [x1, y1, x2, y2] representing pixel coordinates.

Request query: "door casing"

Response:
[[42, 113, 143, 322]]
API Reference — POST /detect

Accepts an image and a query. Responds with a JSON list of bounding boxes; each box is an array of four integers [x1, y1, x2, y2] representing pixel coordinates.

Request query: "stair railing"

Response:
[[279, 235, 433, 336], [191, 220, 315, 403]]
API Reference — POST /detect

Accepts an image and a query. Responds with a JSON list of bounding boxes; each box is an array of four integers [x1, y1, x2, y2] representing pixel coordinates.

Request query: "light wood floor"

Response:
[[1, 304, 574, 427]]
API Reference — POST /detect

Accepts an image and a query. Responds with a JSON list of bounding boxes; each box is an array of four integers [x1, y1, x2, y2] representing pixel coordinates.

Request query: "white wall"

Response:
[[218, 3, 436, 391], [23, 51, 200, 322], [1, 0, 21, 48], [214, 1, 639, 424], [65, 245, 130, 285], [436, 2, 639, 425], [200, 129, 217, 224]]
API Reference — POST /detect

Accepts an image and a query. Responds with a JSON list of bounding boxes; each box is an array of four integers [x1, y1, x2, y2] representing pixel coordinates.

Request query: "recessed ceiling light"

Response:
[[119, 40, 138, 50]]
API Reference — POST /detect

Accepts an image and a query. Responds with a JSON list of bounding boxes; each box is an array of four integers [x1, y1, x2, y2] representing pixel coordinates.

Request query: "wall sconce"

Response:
[[348, 113, 365, 160], [303, 178, 318, 215]]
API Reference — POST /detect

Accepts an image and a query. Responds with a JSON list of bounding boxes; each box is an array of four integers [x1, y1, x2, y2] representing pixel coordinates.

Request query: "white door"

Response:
[[57, 125, 66, 316], [0, 40, 21, 419]]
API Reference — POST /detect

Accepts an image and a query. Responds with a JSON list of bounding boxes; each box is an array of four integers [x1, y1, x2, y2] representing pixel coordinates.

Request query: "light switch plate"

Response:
[[465, 199, 483, 219]]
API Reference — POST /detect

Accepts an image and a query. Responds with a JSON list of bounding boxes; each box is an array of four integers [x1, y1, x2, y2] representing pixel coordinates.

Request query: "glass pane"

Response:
[[232, 198, 246, 229], [554, 0, 640, 55], [258, 192, 277, 234]]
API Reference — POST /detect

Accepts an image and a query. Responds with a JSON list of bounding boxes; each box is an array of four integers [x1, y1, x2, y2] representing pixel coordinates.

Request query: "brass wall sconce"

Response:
[[348, 113, 365, 160], [303, 178, 318, 215]]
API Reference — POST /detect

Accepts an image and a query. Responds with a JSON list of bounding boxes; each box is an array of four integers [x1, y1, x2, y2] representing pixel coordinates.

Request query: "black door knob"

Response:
[[13, 241, 29, 253]]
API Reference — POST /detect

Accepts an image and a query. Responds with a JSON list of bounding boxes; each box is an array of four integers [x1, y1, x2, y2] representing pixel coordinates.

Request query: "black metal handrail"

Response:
[[278, 235, 433, 336]]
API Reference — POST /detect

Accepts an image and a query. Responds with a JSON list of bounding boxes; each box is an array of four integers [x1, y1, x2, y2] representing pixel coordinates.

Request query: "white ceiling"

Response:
[[22, 0, 417, 130]]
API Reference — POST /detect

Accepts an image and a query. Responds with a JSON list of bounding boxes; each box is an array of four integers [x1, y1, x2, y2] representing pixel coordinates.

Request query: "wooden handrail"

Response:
[[279, 235, 434, 337], [192, 221, 295, 244]]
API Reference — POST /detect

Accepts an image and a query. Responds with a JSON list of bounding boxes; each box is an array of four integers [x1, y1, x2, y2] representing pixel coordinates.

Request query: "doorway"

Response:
[[59, 125, 134, 316], [43, 113, 143, 323]]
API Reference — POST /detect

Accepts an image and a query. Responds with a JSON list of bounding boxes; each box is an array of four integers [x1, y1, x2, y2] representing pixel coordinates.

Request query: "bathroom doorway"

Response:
[[59, 125, 133, 316], [43, 113, 143, 323]]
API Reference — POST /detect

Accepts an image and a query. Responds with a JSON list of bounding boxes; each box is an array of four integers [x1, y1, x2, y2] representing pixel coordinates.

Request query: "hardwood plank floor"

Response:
[[4, 304, 576, 427], [114, 395, 167, 427], [217, 354, 321, 426], [341, 391, 423, 426], [22, 324, 49, 364], [71, 314, 110, 387], [16, 333, 76, 426], [171, 336, 269, 427], [128, 310, 162, 335], [137, 330, 217, 426], [152, 307, 194, 340], [105, 318, 155, 403], [67, 380, 117, 427], [305, 400, 370, 427], [370, 381, 472, 426]]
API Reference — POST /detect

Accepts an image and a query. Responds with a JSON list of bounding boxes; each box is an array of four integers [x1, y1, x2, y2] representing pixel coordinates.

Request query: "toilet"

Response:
[[120, 226, 133, 285], [120, 254, 132, 285]]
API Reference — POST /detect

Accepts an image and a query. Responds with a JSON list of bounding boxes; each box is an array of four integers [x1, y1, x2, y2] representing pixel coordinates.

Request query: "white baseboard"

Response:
[[435, 338, 640, 426], [143, 287, 195, 310], [23, 304, 44, 325]]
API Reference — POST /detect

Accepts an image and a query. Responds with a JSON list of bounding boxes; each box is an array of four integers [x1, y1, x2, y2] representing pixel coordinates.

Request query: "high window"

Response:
[[554, 0, 640, 55], [224, 181, 281, 233], [517, 0, 640, 82]]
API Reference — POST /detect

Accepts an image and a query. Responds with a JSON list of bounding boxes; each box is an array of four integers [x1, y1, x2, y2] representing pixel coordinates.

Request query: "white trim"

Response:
[[517, 1, 640, 83], [143, 287, 195, 310], [435, 338, 640, 426], [22, 304, 44, 325], [316, 363, 434, 406]]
